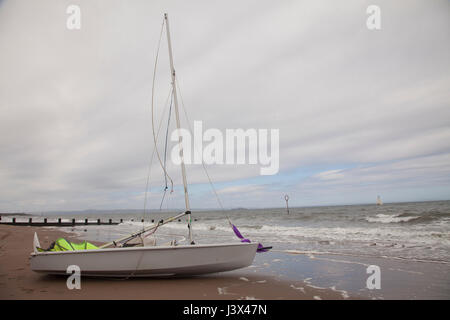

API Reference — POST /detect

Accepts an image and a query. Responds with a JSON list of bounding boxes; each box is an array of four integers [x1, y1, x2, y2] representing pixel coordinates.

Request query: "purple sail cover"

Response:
[[231, 224, 247, 241], [231, 224, 268, 252]]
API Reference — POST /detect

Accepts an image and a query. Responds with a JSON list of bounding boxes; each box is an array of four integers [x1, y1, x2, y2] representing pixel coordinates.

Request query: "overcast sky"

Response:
[[0, 0, 449, 212]]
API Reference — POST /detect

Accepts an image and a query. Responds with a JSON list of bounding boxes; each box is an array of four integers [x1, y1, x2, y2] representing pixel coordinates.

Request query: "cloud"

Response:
[[0, 0, 449, 211], [217, 184, 264, 195], [314, 170, 345, 181]]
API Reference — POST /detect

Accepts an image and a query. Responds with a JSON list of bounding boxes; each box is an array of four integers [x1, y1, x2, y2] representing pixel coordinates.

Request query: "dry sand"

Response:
[[0, 225, 346, 300]]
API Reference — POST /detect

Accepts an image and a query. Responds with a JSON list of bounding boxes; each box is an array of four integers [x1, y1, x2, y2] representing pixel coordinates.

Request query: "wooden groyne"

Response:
[[0, 216, 198, 227], [0, 217, 119, 226]]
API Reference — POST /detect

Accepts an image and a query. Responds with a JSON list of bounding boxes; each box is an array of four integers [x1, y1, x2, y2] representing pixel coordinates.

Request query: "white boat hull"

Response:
[[30, 242, 258, 277]]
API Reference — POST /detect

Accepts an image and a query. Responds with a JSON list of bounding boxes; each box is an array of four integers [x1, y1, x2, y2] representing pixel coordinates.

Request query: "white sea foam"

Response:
[[365, 214, 419, 224], [217, 287, 227, 295], [290, 284, 306, 293], [330, 286, 350, 299]]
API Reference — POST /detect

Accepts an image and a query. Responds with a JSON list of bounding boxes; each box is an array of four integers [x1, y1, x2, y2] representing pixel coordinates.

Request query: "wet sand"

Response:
[[0, 225, 345, 300]]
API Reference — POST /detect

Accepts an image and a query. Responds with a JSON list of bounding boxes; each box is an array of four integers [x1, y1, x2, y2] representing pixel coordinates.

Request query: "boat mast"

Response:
[[164, 13, 194, 244]]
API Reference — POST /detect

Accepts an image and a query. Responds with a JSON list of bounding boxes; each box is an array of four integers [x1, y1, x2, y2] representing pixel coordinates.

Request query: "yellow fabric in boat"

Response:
[[38, 238, 99, 252]]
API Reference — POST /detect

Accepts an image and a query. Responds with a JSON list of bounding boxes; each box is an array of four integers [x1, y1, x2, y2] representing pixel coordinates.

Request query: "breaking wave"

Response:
[[365, 211, 450, 224]]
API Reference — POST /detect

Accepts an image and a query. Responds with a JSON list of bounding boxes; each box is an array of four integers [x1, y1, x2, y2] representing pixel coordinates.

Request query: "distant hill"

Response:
[[0, 212, 29, 216]]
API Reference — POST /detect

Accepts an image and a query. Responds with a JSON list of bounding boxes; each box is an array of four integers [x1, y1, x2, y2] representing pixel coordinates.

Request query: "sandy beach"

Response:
[[0, 225, 345, 300]]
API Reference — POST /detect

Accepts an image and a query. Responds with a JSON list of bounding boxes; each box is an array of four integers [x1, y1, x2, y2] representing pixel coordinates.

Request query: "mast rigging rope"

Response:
[[151, 18, 174, 194], [159, 90, 174, 210]]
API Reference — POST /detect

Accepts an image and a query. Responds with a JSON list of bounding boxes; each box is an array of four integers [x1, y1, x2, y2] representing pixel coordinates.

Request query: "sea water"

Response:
[[11, 200, 450, 299], [35, 200, 449, 263]]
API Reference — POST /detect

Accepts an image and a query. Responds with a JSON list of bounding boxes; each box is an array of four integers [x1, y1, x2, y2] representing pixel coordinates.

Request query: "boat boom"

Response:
[[99, 210, 189, 249]]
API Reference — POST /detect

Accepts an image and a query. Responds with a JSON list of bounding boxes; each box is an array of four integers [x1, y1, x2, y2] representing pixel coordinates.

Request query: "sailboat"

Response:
[[376, 195, 383, 206], [30, 14, 264, 277]]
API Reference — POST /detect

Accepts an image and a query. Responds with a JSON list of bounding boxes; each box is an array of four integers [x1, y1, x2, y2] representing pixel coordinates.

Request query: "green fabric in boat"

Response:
[[37, 238, 99, 252]]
